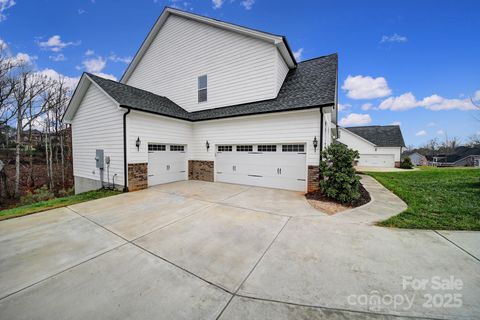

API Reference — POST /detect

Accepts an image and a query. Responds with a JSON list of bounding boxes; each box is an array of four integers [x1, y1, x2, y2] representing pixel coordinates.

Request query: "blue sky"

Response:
[[1, 0, 479, 146]]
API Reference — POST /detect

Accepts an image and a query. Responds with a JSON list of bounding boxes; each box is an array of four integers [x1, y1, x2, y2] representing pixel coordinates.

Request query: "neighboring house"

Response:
[[337, 125, 405, 168], [63, 7, 338, 194], [427, 146, 480, 167], [402, 151, 428, 166]]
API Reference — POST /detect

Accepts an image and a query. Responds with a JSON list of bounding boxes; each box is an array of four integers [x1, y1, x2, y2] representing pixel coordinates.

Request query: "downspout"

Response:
[[123, 107, 131, 192], [319, 107, 324, 181]]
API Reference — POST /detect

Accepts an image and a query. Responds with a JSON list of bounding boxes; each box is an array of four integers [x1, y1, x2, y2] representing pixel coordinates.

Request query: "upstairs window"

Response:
[[198, 75, 207, 103]]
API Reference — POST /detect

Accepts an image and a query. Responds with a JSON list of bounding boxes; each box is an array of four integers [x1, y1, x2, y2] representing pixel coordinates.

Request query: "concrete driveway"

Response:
[[0, 179, 479, 320]]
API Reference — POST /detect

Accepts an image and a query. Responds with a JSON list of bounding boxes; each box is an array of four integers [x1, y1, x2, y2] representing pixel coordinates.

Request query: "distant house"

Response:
[[337, 125, 406, 168], [402, 151, 428, 166], [427, 146, 480, 167]]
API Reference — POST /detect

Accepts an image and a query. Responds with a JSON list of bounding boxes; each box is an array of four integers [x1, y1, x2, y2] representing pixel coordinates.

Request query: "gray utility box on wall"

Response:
[[95, 149, 104, 169]]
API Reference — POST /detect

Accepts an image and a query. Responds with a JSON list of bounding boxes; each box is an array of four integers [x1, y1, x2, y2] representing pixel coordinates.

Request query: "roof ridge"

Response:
[[87, 72, 173, 101], [297, 53, 338, 64]]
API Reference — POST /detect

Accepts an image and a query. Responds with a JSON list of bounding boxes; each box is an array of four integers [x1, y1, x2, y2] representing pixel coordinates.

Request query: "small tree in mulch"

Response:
[[319, 143, 361, 204], [400, 156, 414, 169]]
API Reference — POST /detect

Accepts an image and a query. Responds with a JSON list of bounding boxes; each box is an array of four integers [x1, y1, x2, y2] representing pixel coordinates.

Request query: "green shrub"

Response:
[[319, 143, 360, 204], [20, 185, 55, 205], [400, 156, 414, 169]]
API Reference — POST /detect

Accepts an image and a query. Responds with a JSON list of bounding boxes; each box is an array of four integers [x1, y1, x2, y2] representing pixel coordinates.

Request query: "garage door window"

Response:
[[258, 145, 276, 152], [236, 145, 253, 152], [282, 144, 304, 152], [148, 144, 166, 151], [218, 145, 232, 152], [170, 145, 185, 151]]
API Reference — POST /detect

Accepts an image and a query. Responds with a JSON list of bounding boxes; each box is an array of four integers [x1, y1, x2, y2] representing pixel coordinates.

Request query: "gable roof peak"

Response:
[[120, 6, 297, 83]]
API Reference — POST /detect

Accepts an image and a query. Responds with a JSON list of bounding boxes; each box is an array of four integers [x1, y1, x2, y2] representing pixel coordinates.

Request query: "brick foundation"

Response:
[[188, 160, 214, 182], [307, 165, 320, 193], [128, 163, 148, 191], [395, 161, 401, 168]]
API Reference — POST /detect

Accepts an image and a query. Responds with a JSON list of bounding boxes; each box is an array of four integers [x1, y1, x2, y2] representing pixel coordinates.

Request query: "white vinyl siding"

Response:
[[71, 84, 124, 186], [125, 15, 279, 112], [275, 48, 289, 95], [126, 110, 192, 164], [191, 109, 321, 166]]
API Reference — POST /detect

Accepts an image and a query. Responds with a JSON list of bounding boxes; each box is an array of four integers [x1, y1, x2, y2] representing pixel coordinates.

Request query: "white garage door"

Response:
[[358, 154, 395, 167], [216, 144, 306, 191], [148, 143, 187, 186]]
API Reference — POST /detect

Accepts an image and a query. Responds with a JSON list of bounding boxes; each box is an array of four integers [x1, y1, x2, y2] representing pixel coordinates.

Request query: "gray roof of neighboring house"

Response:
[[86, 53, 337, 121], [345, 125, 406, 147]]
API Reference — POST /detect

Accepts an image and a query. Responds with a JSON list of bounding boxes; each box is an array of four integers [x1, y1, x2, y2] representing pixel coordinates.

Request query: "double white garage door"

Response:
[[216, 144, 306, 191], [357, 154, 395, 167], [147, 143, 307, 191]]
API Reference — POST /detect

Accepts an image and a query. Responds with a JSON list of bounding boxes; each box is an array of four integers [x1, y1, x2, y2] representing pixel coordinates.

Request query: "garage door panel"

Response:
[[148, 144, 187, 186], [358, 154, 395, 167]]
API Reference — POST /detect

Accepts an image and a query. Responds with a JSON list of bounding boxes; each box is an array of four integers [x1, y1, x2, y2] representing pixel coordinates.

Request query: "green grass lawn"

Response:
[[367, 167, 480, 230], [0, 189, 121, 221]]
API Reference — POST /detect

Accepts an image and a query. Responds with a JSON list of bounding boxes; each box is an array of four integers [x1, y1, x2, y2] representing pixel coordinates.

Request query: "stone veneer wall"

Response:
[[307, 165, 320, 193], [128, 163, 148, 191], [188, 160, 214, 182]]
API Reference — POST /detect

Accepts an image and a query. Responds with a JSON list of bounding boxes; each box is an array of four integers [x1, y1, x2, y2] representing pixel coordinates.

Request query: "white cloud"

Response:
[[293, 48, 304, 61], [361, 103, 373, 111], [474, 90, 480, 102], [85, 49, 94, 56], [427, 122, 436, 127], [0, 0, 15, 22], [36, 68, 80, 89], [7, 52, 36, 65], [241, 0, 255, 10], [337, 103, 351, 112], [0, 38, 7, 50], [38, 35, 80, 52], [339, 113, 372, 126], [415, 130, 427, 137], [49, 53, 66, 61], [391, 121, 401, 126], [380, 34, 408, 43], [378, 91, 478, 111], [78, 9, 86, 15], [92, 72, 117, 81], [212, 0, 224, 9], [109, 53, 132, 64], [342, 75, 392, 100], [436, 130, 445, 135], [82, 56, 106, 73]]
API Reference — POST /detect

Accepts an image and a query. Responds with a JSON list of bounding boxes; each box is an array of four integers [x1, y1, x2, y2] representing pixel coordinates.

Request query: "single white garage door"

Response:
[[357, 154, 395, 167], [216, 144, 306, 191], [148, 143, 187, 186]]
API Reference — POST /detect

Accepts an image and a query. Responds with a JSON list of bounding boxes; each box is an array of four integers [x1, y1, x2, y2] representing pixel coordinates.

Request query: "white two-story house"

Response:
[[63, 7, 338, 193]]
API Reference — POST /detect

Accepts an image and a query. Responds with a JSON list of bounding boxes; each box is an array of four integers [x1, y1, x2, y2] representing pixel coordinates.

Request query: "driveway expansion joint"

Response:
[[434, 230, 480, 263]]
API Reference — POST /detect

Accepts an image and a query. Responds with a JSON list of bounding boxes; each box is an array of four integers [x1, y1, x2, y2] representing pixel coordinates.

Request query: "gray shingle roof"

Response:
[[345, 125, 406, 147], [86, 53, 337, 121]]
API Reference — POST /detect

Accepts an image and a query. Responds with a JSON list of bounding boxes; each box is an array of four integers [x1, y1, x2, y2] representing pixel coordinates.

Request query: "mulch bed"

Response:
[[305, 184, 371, 215]]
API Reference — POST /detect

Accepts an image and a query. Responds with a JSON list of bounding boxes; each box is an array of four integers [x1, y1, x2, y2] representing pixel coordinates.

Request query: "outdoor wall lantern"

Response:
[[206, 140, 210, 151], [313, 136, 318, 152], [136, 137, 141, 151]]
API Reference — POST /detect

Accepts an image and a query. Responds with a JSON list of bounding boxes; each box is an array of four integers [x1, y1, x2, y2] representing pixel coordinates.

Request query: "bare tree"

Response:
[[467, 133, 480, 147], [11, 70, 52, 197]]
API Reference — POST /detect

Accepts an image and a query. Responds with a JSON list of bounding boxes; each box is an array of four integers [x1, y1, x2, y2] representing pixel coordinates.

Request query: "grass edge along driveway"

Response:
[[367, 167, 480, 231], [0, 189, 121, 221]]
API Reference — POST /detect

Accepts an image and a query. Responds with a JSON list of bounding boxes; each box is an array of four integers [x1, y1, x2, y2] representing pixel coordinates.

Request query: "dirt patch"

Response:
[[305, 184, 371, 215]]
